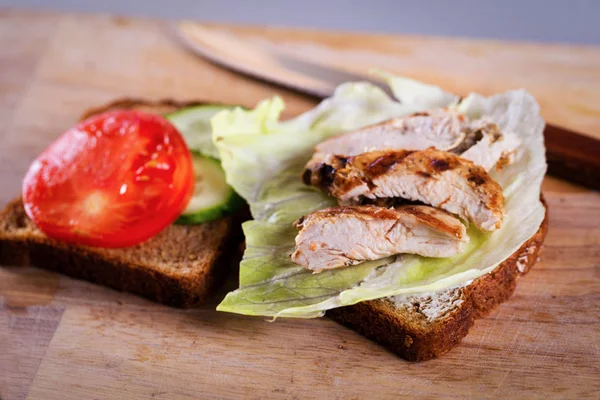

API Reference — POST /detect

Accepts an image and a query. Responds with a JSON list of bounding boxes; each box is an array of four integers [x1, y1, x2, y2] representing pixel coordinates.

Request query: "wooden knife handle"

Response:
[[545, 124, 600, 190]]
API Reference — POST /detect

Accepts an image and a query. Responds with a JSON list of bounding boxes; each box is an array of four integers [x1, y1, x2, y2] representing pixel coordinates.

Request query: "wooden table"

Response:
[[1, 9, 599, 400]]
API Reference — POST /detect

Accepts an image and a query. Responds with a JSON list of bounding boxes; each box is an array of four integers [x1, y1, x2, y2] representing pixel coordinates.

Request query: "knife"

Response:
[[171, 22, 600, 190]]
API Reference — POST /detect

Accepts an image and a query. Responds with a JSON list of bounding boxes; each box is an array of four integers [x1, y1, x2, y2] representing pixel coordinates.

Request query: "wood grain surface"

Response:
[[1, 9, 599, 400]]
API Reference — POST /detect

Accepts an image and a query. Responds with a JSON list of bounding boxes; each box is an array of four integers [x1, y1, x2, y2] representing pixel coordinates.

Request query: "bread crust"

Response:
[[0, 98, 243, 308], [328, 198, 548, 361]]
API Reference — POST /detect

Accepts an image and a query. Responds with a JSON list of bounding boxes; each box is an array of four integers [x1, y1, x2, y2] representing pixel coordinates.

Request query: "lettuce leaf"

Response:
[[212, 74, 546, 318]]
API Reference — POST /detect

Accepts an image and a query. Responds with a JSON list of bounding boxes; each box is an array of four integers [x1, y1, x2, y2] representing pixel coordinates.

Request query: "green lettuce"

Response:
[[212, 74, 546, 318]]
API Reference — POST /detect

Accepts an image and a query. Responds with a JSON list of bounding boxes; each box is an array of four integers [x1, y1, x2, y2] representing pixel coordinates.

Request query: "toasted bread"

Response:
[[328, 199, 548, 361], [0, 99, 242, 307]]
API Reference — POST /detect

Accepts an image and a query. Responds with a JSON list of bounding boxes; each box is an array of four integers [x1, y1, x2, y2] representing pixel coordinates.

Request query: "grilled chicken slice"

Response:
[[458, 120, 521, 171], [315, 111, 520, 172], [291, 205, 469, 272], [315, 109, 469, 156], [304, 148, 505, 231]]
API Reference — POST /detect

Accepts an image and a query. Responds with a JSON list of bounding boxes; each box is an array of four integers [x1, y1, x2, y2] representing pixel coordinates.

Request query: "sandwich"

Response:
[[0, 72, 547, 361], [212, 72, 548, 360]]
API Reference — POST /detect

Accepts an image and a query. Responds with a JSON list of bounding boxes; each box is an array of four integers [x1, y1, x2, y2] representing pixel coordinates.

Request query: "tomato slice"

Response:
[[22, 110, 194, 248]]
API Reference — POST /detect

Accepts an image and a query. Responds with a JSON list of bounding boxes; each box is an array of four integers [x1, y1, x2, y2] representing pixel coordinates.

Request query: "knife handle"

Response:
[[545, 124, 600, 190]]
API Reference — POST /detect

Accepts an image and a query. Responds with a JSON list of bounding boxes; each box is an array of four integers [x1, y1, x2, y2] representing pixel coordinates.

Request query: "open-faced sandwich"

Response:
[[213, 72, 548, 360], [0, 72, 547, 361]]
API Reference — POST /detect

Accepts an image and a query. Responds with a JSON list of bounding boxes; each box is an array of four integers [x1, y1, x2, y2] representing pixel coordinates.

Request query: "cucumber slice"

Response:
[[177, 154, 244, 225], [166, 104, 235, 158]]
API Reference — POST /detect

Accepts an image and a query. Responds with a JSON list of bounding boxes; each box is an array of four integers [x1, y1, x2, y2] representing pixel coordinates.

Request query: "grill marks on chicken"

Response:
[[291, 205, 469, 272], [304, 148, 505, 231], [291, 109, 515, 271]]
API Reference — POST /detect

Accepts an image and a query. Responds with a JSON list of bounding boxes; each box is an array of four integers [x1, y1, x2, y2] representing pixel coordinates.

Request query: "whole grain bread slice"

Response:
[[328, 200, 548, 361], [0, 99, 242, 308]]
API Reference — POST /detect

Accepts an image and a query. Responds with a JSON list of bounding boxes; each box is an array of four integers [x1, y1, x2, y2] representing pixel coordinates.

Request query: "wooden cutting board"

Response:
[[1, 9, 599, 400]]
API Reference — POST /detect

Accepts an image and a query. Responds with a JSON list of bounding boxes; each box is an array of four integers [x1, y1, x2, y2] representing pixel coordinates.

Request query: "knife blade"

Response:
[[171, 21, 600, 190]]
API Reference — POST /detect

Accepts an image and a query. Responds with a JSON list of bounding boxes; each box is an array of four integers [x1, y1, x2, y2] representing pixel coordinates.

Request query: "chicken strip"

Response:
[[304, 148, 505, 231], [315, 109, 469, 156], [292, 205, 469, 272], [458, 120, 521, 171], [315, 111, 520, 171]]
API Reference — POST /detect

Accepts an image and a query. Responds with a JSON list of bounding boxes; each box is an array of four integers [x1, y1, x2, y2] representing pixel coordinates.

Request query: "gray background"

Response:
[[2, 0, 599, 44]]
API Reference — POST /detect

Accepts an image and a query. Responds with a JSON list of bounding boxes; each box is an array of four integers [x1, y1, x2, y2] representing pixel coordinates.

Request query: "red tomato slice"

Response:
[[22, 110, 194, 248]]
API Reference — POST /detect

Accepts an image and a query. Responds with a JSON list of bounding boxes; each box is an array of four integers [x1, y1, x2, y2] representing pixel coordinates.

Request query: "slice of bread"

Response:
[[0, 99, 242, 308], [328, 201, 548, 361]]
